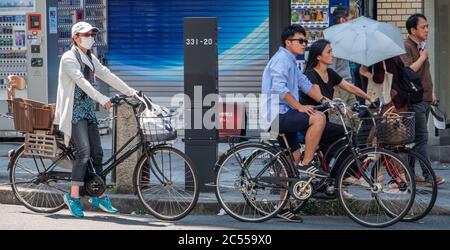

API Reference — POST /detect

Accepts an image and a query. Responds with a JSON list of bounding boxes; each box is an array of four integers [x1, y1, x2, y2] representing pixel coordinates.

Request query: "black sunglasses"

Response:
[[288, 38, 308, 45]]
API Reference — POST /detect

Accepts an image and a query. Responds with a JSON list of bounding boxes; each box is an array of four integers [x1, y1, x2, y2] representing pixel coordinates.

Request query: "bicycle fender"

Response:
[[323, 138, 350, 164], [7, 144, 24, 171], [213, 142, 276, 174], [7, 149, 15, 170]]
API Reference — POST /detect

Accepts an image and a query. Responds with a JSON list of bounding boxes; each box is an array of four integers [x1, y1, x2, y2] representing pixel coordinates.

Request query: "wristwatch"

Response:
[[319, 96, 327, 104]]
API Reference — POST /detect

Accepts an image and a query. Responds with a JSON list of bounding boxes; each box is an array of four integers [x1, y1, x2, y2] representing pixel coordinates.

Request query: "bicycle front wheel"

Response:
[[337, 148, 415, 228], [134, 146, 199, 221]]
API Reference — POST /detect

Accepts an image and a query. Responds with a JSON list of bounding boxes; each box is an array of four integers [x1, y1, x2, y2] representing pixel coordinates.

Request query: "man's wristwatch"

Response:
[[319, 96, 327, 104]]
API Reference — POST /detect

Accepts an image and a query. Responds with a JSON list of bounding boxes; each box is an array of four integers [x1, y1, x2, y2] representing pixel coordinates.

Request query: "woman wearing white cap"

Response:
[[54, 21, 137, 218]]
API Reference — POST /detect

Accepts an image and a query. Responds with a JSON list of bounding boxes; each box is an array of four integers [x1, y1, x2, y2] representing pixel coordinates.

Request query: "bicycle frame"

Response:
[[323, 101, 379, 187], [87, 100, 173, 185], [222, 136, 303, 190], [98, 130, 144, 177], [24, 98, 173, 186], [325, 100, 414, 189]]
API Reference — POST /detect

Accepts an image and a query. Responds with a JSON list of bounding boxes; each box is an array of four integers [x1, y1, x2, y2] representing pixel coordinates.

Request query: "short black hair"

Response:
[[332, 6, 350, 25], [406, 14, 427, 35], [281, 24, 306, 47]]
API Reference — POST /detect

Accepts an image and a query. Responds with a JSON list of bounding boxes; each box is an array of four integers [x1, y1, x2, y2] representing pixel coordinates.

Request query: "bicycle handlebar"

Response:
[[109, 94, 128, 104], [110, 90, 142, 108], [313, 98, 347, 112], [307, 97, 382, 116], [351, 97, 381, 114], [313, 102, 332, 111]]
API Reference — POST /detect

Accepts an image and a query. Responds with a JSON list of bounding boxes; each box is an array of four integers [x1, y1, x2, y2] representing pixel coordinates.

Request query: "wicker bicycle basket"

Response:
[[8, 98, 55, 133], [7, 98, 57, 158], [355, 112, 415, 146]]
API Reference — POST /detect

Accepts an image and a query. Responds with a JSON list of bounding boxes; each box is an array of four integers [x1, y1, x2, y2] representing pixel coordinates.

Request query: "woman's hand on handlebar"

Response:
[[109, 93, 142, 108], [103, 100, 113, 110], [369, 97, 381, 109], [320, 96, 332, 104]]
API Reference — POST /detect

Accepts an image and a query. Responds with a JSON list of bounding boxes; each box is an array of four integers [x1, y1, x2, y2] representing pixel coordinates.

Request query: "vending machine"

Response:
[[56, 0, 108, 64], [0, 0, 108, 138], [0, 0, 60, 137], [290, 0, 350, 66], [56, 0, 109, 121]]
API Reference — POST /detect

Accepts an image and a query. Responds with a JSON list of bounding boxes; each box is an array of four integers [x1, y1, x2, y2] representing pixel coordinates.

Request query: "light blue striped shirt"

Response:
[[260, 47, 312, 130]]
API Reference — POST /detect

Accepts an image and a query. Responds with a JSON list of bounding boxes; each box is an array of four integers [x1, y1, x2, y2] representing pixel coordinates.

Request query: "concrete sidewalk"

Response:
[[1, 136, 450, 216]]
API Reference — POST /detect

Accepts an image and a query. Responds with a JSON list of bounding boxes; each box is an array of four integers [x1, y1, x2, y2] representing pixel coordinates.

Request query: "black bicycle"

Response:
[[362, 102, 438, 222], [7, 94, 199, 221], [289, 101, 437, 223], [214, 100, 416, 228], [390, 147, 437, 222]]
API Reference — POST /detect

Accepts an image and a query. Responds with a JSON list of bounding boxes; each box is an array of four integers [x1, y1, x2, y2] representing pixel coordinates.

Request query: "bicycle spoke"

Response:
[[136, 147, 198, 220], [11, 147, 70, 213], [339, 149, 415, 227], [216, 146, 288, 222]]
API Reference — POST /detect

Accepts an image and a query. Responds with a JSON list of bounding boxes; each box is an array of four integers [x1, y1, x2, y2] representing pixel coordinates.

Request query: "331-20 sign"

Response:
[[185, 38, 214, 46]]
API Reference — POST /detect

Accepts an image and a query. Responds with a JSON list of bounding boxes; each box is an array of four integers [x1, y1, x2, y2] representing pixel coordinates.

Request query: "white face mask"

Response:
[[80, 36, 95, 50]]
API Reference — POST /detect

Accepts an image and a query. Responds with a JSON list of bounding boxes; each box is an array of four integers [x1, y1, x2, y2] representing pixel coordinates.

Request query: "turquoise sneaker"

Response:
[[89, 196, 118, 213], [63, 193, 84, 218]]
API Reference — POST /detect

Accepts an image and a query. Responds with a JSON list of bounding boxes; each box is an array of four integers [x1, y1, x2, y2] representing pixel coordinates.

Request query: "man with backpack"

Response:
[[400, 14, 445, 185]]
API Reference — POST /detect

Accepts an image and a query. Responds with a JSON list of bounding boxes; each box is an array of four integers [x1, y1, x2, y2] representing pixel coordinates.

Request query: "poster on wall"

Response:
[[49, 7, 57, 34], [0, 0, 35, 15], [13, 27, 26, 50]]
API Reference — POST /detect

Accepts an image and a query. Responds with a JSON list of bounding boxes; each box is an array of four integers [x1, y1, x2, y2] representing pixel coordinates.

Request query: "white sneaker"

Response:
[[383, 187, 408, 194], [217, 208, 227, 216], [342, 190, 354, 199], [383, 182, 409, 194], [344, 176, 370, 187]]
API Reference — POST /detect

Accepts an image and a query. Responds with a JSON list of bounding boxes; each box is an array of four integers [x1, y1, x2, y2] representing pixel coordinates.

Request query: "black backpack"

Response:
[[394, 57, 424, 105]]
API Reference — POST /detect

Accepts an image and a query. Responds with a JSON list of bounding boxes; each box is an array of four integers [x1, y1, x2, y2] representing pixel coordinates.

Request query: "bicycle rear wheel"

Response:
[[215, 144, 289, 222], [9, 144, 73, 213], [395, 149, 437, 222], [134, 146, 199, 221], [337, 148, 415, 228]]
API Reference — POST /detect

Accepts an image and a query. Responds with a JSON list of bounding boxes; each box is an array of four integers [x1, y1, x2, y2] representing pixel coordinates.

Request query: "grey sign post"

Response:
[[184, 17, 218, 192]]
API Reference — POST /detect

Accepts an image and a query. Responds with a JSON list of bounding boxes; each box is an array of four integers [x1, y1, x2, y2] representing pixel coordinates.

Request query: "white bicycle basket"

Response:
[[135, 94, 177, 142]]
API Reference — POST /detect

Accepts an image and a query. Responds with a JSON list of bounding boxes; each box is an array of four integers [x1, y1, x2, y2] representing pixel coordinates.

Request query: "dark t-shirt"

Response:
[[299, 68, 343, 106]]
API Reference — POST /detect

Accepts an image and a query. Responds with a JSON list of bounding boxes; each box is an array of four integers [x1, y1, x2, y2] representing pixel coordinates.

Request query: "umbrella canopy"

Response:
[[323, 16, 406, 67]]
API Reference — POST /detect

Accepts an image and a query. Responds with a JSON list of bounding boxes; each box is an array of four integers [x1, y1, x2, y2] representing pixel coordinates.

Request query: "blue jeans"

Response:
[[412, 101, 432, 166], [70, 119, 103, 185]]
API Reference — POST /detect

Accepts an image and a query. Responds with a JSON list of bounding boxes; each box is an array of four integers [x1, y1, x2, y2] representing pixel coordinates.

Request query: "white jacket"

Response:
[[54, 46, 136, 146]]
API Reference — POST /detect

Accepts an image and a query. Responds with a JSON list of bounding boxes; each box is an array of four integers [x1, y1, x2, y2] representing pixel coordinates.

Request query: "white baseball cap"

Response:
[[71, 21, 99, 37]]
